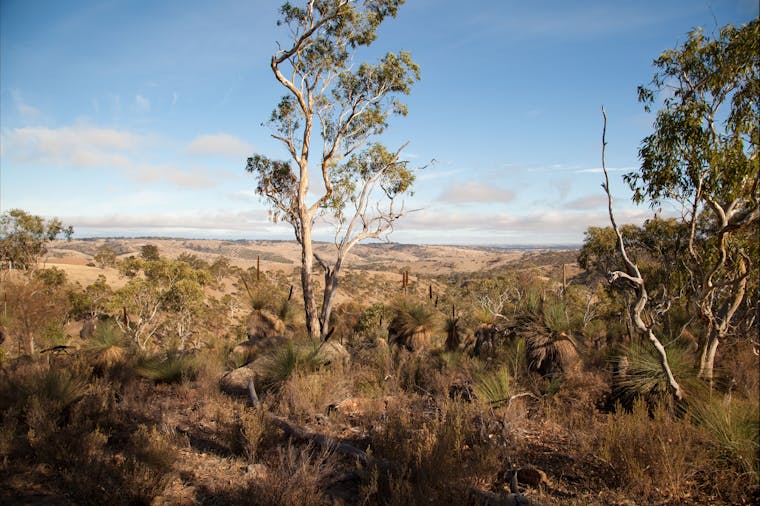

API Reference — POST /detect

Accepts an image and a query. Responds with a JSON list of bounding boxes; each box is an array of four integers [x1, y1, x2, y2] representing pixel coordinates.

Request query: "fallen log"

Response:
[[247, 379, 396, 472]]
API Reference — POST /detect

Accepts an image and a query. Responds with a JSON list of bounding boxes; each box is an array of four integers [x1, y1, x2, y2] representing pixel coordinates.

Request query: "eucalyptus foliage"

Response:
[[630, 19, 759, 383]]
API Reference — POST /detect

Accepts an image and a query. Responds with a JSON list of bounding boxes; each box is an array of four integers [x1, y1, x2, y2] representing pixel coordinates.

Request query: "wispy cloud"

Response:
[[186, 133, 253, 158], [438, 181, 515, 203], [396, 207, 653, 236], [575, 167, 632, 174], [63, 209, 273, 234], [5, 125, 142, 167], [11, 91, 45, 124], [134, 94, 151, 113], [3, 124, 223, 189], [130, 164, 218, 189]]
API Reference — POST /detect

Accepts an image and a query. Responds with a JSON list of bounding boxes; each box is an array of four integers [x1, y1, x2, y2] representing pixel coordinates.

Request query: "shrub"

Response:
[[387, 298, 439, 351], [597, 399, 701, 501], [136, 350, 199, 383], [690, 396, 759, 490], [609, 340, 699, 410]]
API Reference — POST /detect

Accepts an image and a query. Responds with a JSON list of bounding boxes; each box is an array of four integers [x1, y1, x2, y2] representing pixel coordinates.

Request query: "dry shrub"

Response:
[[240, 407, 273, 462], [2, 360, 177, 504], [246, 443, 335, 506], [366, 396, 500, 504], [597, 399, 701, 501], [394, 348, 448, 396], [246, 309, 286, 339], [351, 337, 393, 397], [277, 366, 351, 419]]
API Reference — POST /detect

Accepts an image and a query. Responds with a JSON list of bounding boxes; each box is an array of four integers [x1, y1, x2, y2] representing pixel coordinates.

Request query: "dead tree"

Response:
[[601, 106, 684, 401]]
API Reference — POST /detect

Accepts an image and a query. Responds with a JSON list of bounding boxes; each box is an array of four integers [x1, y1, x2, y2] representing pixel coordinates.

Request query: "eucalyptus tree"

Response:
[[630, 19, 759, 384], [247, 0, 420, 339], [0, 209, 73, 271]]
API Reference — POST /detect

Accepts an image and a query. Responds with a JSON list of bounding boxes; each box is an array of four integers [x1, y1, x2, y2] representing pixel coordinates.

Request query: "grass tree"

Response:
[[247, 0, 421, 340]]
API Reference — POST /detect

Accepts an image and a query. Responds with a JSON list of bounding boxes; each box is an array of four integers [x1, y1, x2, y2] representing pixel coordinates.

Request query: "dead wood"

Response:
[[246, 379, 396, 474]]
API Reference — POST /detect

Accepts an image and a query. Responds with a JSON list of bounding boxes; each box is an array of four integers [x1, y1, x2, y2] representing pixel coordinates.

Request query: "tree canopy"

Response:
[[627, 19, 759, 383], [0, 209, 73, 270]]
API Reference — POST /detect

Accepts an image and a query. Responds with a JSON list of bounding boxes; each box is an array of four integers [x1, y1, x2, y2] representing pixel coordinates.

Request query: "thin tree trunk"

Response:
[[319, 256, 343, 341], [299, 224, 320, 339], [699, 336, 720, 385]]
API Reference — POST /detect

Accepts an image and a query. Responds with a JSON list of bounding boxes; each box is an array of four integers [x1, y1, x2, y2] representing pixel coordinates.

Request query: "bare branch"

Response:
[[602, 106, 684, 401]]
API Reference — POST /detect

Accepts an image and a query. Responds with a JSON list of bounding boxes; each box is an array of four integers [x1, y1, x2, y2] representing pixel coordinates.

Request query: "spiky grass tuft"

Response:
[[257, 340, 324, 392], [473, 365, 512, 405], [136, 350, 199, 383], [388, 298, 439, 350], [609, 341, 698, 410], [85, 320, 128, 369], [690, 396, 759, 482]]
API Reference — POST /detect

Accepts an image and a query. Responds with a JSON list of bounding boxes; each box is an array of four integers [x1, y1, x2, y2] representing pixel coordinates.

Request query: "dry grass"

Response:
[[596, 400, 702, 502]]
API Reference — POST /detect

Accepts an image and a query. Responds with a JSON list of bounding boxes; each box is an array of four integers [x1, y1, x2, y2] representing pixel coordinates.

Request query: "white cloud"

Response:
[[5, 125, 142, 168], [2, 124, 223, 189], [134, 94, 151, 113], [395, 207, 653, 238], [563, 194, 609, 210], [63, 209, 273, 235], [16, 103, 44, 124], [186, 133, 253, 158], [438, 181, 515, 203], [131, 164, 218, 189], [11, 91, 45, 124]]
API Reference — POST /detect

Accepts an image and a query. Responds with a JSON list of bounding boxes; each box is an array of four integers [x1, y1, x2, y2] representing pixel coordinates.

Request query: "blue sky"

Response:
[[1, 0, 757, 245]]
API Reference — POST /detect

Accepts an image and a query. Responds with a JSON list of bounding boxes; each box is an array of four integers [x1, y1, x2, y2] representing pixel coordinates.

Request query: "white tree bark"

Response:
[[601, 106, 684, 401]]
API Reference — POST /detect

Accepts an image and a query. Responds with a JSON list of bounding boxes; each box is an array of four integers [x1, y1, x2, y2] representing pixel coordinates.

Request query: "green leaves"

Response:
[[0, 209, 73, 270], [631, 19, 759, 209], [250, 1, 419, 224]]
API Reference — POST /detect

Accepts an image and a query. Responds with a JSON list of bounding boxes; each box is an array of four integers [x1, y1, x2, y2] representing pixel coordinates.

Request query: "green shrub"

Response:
[[136, 350, 199, 383]]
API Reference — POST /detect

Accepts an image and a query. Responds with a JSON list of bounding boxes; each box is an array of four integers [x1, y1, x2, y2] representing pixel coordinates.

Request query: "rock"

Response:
[[219, 366, 256, 395], [315, 341, 350, 366], [246, 310, 286, 340]]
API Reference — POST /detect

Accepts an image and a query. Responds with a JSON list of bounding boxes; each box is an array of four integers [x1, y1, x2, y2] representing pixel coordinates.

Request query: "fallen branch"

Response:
[[247, 379, 396, 472], [467, 487, 533, 505], [489, 392, 541, 408]]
